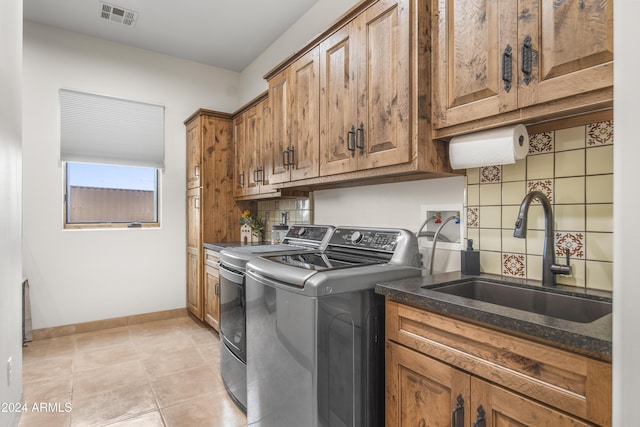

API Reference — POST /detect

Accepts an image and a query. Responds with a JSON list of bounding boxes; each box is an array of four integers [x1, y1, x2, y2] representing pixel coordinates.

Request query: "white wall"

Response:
[[314, 177, 466, 271], [22, 22, 240, 329], [238, 0, 359, 105], [613, 1, 640, 424], [0, 0, 23, 425]]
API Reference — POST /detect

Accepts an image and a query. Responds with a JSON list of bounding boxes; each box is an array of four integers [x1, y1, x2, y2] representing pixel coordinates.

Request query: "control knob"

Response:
[[297, 227, 307, 237], [351, 231, 363, 244]]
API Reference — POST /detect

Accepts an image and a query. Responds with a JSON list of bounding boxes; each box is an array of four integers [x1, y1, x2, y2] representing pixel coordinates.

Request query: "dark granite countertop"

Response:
[[375, 272, 612, 359], [203, 241, 271, 252]]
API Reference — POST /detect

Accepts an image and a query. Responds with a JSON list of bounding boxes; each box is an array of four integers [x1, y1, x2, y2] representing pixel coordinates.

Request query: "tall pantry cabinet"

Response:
[[184, 109, 238, 330]]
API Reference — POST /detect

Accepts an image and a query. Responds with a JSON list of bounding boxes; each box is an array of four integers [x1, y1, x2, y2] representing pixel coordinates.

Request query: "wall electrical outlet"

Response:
[[7, 356, 13, 386]]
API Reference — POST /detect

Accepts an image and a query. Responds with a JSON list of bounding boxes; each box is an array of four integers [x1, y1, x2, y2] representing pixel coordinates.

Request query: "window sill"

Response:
[[64, 223, 160, 230]]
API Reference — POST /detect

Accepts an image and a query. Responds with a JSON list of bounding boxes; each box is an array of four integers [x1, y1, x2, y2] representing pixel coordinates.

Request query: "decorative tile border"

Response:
[[587, 120, 613, 146], [502, 253, 526, 277], [527, 180, 553, 202], [480, 166, 501, 183], [529, 132, 554, 154], [467, 207, 479, 228], [555, 232, 585, 259]]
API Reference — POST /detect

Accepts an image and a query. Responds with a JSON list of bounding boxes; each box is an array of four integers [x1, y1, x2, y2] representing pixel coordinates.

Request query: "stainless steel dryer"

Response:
[[218, 225, 334, 412], [245, 227, 422, 427]]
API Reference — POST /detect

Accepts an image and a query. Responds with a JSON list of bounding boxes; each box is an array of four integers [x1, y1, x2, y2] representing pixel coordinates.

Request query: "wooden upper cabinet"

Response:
[[233, 96, 277, 198], [267, 48, 321, 184], [258, 98, 275, 191], [357, 0, 410, 170], [518, 0, 613, 107], [433, 0, 518, 128], [320, 22, 359, 176], [289, 48, 321, 182], [233, 114, 246, 196], [261, 0, 452, 189], [186, 120, 202, 189], [245, 106, 260, 195], [433, 0, 613, 130], [320, 0, 411, 176], [269, 71, 291, 185]]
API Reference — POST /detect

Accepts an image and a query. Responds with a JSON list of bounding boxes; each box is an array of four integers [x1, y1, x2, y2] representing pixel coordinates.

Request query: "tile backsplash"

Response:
[[465, 118, 613, 291], [257, 198, 313, 242]]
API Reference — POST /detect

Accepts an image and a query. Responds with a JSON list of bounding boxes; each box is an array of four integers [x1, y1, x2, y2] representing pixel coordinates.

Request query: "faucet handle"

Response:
[[551, 248, 572, 276]]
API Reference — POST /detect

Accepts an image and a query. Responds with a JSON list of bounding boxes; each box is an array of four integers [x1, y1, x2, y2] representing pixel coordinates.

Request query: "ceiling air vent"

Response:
[[100, 2, 137, 27]]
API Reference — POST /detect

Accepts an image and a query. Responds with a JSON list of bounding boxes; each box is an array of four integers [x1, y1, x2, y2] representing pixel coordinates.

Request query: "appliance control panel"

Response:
[[329, 228, 400, 253], [283, 225, 333, 244]]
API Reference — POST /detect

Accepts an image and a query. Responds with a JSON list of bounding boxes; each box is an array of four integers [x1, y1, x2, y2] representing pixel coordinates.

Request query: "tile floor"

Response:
[[19, 316, 247, 426]]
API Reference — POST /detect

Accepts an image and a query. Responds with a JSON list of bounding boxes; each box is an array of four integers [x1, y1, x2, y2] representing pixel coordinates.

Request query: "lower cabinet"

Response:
[[387, 342, 593, 427], [203, 249, 220, 332], [385, 301, 611, 427]]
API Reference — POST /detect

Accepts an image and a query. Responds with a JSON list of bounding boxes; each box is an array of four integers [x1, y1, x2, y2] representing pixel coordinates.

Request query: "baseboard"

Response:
[[31, 308, 189, 340]]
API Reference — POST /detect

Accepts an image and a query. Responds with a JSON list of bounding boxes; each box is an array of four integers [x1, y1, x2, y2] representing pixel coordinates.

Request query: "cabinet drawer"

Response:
[[386, 301, 611, 426], [204, 249, 220, 268]]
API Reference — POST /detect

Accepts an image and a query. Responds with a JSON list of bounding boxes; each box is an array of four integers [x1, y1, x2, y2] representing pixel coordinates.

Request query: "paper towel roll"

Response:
[[449, 124, 529, 170]]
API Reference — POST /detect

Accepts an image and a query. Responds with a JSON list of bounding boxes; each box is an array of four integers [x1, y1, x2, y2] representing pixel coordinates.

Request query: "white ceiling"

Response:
[[23, 0, 320, 72]]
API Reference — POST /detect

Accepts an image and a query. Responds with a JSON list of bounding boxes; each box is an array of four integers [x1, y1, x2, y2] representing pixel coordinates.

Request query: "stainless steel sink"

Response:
[[426, 280, 612, 323]]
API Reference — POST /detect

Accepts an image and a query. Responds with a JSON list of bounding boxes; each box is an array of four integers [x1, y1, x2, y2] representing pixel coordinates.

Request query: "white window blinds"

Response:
[[60, 89, 165, 169]]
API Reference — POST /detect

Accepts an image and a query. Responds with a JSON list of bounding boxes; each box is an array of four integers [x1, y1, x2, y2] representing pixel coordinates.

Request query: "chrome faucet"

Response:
[[513, 191, 571, 286]]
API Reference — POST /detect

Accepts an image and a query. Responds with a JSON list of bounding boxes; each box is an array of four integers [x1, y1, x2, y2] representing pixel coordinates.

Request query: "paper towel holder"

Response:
[[448, 124, 529, 170]]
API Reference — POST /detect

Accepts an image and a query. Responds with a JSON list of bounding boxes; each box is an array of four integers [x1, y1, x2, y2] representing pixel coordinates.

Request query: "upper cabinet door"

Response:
[[244, 107, 260, 196], [268, 70, 291, 185], [232, 114, 246, 196], [289, 47, 321, 182], [433, 0, 518, 128], [517, 0, 613, 107], [319, 22, 359, 176], [357, 0, 411, 170], [257, 98, 276, 193], [186, 120, 201, 189], [433, 0, 613, 130]]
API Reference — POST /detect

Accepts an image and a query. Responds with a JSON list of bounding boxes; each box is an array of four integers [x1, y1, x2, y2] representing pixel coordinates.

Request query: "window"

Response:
[[65, 162, 159, 226], [59, 89, 164, 228]]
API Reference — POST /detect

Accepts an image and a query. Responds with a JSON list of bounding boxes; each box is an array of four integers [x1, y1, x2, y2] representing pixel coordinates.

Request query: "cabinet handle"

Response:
[[452, 394, 464, 427], [502, 45, 513, 92], [347, 125, 356, 157], [253, 169, 259, 184], [239, 172, 245, 187], [257, 168, 264, 184], [289, 145, 295, 169], [194, 165, 200, 177], [283, 149, 290, 167], [356, 122, 365, 155], [521, 35, 532, 85], [215, 284, 220, 296], [194, 197, 200, 209], [473, 405, 486, 427]]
